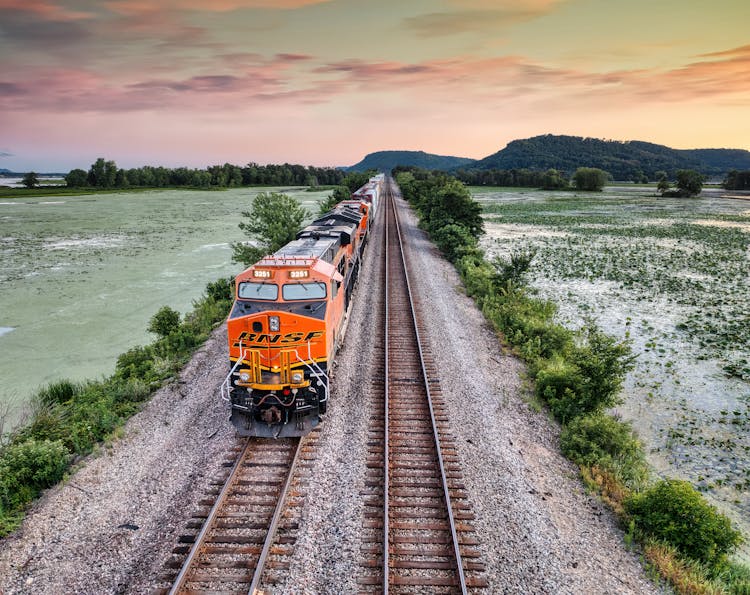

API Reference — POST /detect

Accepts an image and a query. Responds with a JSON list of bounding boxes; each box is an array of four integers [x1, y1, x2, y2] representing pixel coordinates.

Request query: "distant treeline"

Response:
[[451, 167, 572, 188], [393, 165, 601, 191], [723, 170, 750, 190], [64, 158, 347, 189]]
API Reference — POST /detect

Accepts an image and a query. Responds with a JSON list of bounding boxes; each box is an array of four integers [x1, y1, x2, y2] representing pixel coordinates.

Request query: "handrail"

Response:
[[221, 345, 248, 402]]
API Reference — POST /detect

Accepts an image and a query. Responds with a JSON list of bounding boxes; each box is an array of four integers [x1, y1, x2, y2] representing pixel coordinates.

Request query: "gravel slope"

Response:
[[0, 190, 659, 594]]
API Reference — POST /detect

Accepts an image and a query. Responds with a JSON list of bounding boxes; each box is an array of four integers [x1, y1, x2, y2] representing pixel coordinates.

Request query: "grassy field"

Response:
[[0, 186, 329, 429], [474, 185, 750, 547]]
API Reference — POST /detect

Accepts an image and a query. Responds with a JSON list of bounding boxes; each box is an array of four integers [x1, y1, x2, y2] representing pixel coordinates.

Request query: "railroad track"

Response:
[[159, 436, 309, 594], [360, 180, 487, 593]]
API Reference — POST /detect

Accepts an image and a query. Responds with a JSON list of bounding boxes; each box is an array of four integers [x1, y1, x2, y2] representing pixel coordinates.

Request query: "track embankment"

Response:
[[0, 183, 659, 594]]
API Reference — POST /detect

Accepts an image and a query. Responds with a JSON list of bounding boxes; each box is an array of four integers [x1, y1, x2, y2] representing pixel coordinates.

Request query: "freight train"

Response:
[[221, 174, 385, 437]]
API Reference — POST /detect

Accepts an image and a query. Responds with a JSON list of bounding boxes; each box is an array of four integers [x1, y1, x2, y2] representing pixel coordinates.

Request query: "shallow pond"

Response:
[[0, 187, 329, 428], [475, 185, 750, 553]]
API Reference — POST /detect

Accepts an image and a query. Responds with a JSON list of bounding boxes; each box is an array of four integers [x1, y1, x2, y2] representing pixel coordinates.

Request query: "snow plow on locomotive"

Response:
[[222, 174, 384, 437]]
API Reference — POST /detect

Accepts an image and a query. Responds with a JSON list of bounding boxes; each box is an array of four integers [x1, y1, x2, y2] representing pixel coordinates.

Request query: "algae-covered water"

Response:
[[0, 187, 329, 428], [474, 185, 750, 549]]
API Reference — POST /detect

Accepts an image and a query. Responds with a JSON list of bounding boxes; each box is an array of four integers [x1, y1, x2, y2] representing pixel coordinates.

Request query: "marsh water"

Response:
[[475, 185, 750, 552], [0, 186, 329, 428]]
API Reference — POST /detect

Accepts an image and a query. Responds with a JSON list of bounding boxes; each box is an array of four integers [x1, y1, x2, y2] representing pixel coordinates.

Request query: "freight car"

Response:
[[221, 174, 385, 437]]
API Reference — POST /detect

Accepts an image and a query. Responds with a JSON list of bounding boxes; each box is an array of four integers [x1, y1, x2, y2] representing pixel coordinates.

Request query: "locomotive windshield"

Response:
[[282, 282, 327, 301], [238, 282, 278, 300]]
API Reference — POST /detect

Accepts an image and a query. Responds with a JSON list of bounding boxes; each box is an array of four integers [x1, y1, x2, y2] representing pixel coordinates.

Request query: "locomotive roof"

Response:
[[273, 235, 339, 262]]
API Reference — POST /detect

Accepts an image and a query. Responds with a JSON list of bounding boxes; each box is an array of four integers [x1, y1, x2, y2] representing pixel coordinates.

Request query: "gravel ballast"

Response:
[[0, 191, 659, 594]]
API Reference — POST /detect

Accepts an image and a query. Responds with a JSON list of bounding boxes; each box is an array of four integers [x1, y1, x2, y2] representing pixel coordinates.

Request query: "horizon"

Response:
[[1, 0, 748, 171], [3, 134, 750, 175]]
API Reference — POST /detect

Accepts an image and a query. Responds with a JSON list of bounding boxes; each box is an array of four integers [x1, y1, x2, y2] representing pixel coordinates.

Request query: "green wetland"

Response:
[[475, 185, 750, 545], [0, 187, 329, 428]]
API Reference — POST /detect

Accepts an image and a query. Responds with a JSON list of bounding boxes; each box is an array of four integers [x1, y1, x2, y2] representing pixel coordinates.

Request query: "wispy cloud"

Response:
[[3, 45, 748, 117], [104, 0, 329, 15], [0, 8, 91, 47], [698, 44, 750, 59], [405, 0, 566, 37], [0, 0, 92, 20]]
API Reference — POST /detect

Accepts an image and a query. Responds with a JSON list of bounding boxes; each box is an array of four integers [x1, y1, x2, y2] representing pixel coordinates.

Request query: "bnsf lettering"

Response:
[[234, 330, 324, 347]]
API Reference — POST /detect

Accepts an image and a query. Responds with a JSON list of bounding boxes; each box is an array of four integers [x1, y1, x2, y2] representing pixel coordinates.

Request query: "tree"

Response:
[[675, 169, 704, 197], [656, 173, 670, 195], [87, 158, 118, 188], [147, 306, 180, 337], [424, 179, 484, 237], [573, 167, 608, 191], [65, 169, 88, 187], [231, 192, 308, 266], [723, 170, 750, 191], [540, 169, 568, 190], [22, 172, 39, 188], [318, 186, 350, 215]]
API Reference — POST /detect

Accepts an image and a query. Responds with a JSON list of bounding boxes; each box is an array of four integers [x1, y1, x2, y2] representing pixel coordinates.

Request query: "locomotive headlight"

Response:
[[269, 316, 280, 332], [291, 371, 304, 384], [239, 370, 251, 382]]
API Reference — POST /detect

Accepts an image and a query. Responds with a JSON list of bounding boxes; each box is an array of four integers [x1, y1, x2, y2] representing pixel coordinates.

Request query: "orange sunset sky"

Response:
[[0, 0, 748, 171]]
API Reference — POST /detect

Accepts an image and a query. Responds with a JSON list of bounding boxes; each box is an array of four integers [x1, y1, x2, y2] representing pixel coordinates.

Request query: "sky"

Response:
[[0, 0, 748, 171]]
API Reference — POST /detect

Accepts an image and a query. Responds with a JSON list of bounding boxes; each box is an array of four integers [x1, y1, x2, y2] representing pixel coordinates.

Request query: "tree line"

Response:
[[64, 158, 347, 189], [397, 165, 612, 191], [723, 170, 750, 190]]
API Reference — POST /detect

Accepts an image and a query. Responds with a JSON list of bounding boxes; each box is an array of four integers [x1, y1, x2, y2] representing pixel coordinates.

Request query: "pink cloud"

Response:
[[0, 0, 92, 20], [104, 0, 329, 16], [3, 43, 748, 119], [405, 0, 568, 36]]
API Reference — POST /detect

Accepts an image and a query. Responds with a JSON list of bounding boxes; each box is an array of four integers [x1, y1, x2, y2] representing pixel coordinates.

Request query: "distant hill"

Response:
[[470, 135, 750, 180], [347, 150, 474, 172]]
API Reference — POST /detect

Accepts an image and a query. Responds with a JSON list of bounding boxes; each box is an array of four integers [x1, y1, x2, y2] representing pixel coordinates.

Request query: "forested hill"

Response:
[[472, 135, 750, 180], [347, 150, 474, 172]]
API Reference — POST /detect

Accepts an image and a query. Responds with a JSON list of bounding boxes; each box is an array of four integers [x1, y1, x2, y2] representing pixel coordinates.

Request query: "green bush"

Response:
[[205, 276, 234, 303], [430, 223, 477, 263], [625, 479, 743, 567], [561, 413, 648, 486], [536, 323, 634, 422], [115, 345, 157, 382], [569, 322, 635, 410], [185, 297, 229, 334], [147, 306, 181, 337], [491, 249, 536, 285], [483, 294, 572, 361], [0, 439, 69, 511], [154, 326, 200, 359]]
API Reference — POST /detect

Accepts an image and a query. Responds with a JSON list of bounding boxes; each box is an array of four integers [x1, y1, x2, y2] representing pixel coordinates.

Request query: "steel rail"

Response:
[[168, 439, 252, 595], [168, 437, 301, 595], [248, 437, 303, 594], [388, 180, 469, 594], [382, 179, 391, 595]]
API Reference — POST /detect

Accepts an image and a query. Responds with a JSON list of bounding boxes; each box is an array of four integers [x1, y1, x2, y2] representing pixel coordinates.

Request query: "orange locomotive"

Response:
[[222, 175, 384, 437]]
